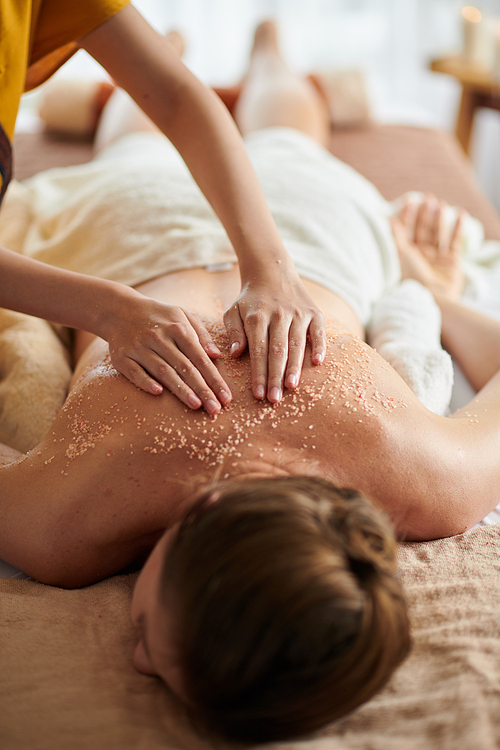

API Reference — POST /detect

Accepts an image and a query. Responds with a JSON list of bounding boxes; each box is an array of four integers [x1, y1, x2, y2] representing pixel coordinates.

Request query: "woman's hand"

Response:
[[390, 195, 464, 301], [101, 290, 232, 414], [223, 267, 326, 403]]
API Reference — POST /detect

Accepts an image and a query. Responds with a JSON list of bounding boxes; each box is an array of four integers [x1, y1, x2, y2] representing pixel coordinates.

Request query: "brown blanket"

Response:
[[1, 525, 499, 750]]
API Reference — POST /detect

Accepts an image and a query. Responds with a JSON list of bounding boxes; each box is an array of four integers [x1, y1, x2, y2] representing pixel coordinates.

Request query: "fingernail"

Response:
[[230, 342, 240, 356], [269, 387, 281, 403], [313, 353, 324, 365], [255, 385, 265, 399], [219, 389, 231, 405], [287, 373, 298, 388], [207, 344, 221, 356], [151, 383, 163, 395], [206, 399, 220, 415], [187, 394, 202, 409]]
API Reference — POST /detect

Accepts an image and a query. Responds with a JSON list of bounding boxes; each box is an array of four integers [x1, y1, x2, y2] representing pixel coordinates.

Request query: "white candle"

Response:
[[462, 6, 493, 67], [493, 20, 500, 80]]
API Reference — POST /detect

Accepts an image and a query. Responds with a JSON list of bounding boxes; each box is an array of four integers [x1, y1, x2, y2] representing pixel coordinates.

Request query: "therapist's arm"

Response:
[[0, 244, 230, 412], [79, 5, 326, 403]]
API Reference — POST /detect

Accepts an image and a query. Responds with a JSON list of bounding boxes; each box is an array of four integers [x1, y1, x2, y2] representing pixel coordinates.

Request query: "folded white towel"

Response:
[[368, 280, 454, 415]]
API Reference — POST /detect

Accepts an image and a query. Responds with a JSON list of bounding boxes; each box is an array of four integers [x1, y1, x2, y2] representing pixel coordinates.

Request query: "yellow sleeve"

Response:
[[26, 0, 131, 92], [0, 0, 129, 198]]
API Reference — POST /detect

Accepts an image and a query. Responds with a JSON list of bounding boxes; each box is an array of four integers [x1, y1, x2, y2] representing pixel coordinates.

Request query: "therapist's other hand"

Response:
[[102, 291, 232, 414], [223, 268, 326, 403]]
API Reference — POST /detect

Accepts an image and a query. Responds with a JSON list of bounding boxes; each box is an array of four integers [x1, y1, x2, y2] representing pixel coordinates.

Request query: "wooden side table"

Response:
[[430, 56, 500, 155]]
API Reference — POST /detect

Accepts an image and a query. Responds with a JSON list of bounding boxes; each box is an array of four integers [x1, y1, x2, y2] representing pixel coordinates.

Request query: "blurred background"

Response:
[[18, 0, 500, 212]]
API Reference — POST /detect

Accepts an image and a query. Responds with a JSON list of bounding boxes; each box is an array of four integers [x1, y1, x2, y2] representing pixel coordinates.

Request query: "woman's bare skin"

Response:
[[2, 257, 500, 587], [1, 23, 500, 588]]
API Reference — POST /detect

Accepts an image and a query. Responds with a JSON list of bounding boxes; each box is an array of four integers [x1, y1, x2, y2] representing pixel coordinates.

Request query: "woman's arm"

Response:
[[391, 194, 500, 392], [0, 245, 231, 413], [435, 295, 500, 393], [79, 5, 326, 403], [385, 196, 500, 535]]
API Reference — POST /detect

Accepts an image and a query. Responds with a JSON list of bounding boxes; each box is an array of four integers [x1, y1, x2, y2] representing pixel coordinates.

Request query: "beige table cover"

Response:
[[1, 525, 499, 750]]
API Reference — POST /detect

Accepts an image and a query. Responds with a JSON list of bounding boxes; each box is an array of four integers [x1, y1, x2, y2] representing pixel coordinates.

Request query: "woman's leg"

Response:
[[94, 31, 185, 153], [234, 21, 330, 147], [96, 22, 329, 151]]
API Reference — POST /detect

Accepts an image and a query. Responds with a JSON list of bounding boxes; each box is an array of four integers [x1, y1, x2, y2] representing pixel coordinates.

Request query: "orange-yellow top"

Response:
[[0, 0, 129, 200]]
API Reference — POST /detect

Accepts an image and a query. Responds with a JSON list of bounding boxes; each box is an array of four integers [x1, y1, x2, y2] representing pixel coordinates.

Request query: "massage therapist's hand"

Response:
[[100, 289, 232, 414], [224, 265, 326, 403]]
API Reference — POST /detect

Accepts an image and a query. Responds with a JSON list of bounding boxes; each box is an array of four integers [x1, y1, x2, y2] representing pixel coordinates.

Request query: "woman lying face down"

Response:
[[0, 305, 414, 742], [1, 273, 498, 743], [2, 18, 500, 745], [2, 192, 498, 743], [130, 477, 410, 744]]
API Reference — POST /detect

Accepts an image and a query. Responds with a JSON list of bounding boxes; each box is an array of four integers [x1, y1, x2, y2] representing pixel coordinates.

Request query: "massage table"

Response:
[[1, 109, 500, 749]]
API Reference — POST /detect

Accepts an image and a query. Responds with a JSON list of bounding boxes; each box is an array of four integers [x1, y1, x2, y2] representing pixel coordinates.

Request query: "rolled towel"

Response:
[[368, 279, 454, 415], [307, 69, 372, 129], [38, 78, 115, 139], [0, 310, 72, 452]]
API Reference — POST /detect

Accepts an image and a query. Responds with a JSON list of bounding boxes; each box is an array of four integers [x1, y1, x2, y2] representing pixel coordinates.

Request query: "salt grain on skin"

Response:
[[57, 321, 408, 476]]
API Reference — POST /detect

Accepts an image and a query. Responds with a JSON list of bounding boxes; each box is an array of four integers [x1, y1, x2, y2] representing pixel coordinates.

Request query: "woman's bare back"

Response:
[[1, 267, 495, 587]]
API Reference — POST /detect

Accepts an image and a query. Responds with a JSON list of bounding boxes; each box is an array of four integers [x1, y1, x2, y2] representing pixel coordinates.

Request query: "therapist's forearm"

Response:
[[162, 84, 292, 280], [79, 6, 293, 282], [0, 244, 133, 334]]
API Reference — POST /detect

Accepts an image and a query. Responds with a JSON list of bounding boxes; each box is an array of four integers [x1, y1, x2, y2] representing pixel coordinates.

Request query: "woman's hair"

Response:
[[161, 476, 410, 744]]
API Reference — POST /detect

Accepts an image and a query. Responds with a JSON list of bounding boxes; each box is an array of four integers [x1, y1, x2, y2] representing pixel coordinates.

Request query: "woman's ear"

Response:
[[205, 490, 222, 507], [132, 638, 156, 676]]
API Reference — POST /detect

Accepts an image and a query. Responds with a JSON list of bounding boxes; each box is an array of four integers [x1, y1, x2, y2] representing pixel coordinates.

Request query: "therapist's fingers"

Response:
[[110, 320, 233, 413], [263, 311, 326, 401], [308, 312, 327, 366], [224, 284, 327, 402], [168, 323, 233, 410], [282, 319, 307, 393], [224, 301, 274, 400], [245, 314, 270, 401], [183, 310, 223, 360], [127, 344, 230, 415], [223, 304, 248, 359], [114, 357, 165, 396], [266, 315, 292, 403], [116, 356, 205, 409]]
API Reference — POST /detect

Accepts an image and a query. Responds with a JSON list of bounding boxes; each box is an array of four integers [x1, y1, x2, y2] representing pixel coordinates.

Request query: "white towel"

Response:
[[368, 280, 454, 415]]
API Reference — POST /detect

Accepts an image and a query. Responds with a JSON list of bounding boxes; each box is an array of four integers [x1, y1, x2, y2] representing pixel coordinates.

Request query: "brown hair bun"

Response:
[[162, 476, 410, 744]]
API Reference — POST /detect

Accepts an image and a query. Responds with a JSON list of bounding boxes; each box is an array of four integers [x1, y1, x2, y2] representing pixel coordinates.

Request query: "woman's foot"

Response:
[[251, 20, 281, 57], [234, 20, 330, 146], [391, 195, 465, 302], [165, 30, 185, 58]]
